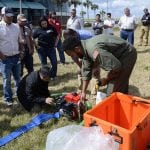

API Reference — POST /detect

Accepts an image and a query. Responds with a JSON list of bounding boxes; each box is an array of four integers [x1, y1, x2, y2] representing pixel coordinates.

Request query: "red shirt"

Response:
[[48, 18, 62, 35]]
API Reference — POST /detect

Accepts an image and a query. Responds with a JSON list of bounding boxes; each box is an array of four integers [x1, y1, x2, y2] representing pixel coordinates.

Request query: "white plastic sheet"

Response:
[[46, 125, 119, 150], [96, 91, 107, 104]]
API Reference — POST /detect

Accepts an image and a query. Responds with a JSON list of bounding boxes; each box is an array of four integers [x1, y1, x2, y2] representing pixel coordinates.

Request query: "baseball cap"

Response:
[[17, 14, 27, 22], [1, 7, 14, 17], [143, 8, 148, 11]]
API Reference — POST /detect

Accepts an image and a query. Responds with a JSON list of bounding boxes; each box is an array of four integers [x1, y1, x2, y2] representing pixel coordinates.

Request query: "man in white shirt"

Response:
[[118, 8, 137, 45], [103, 13, 115, 35], [66, 9, 83, 30], [0, 7, 22, 106]]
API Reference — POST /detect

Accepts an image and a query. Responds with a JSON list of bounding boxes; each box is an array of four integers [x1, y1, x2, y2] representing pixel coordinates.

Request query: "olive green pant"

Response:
[[106, 46, 137, 96], [139, 25, 150, 45]]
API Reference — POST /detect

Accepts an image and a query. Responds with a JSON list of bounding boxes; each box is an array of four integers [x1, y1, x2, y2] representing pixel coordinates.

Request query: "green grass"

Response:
[[0, 27, 150, 150]]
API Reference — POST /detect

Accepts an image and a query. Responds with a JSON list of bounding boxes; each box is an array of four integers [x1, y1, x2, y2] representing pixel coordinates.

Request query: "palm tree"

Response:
[[83, 0, 92, 19], [99, 10, 106, 20], [55, 0, 68, 22], [80, 10, 86, 20], [68, 0, 81, 8], [91, 4, 99, 17]]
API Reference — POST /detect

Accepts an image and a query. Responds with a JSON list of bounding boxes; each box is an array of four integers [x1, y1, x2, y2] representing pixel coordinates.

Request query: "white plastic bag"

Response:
[[46, 125, 83, 150], [96, 91, 107, 104], [46, 125, 119, 150]]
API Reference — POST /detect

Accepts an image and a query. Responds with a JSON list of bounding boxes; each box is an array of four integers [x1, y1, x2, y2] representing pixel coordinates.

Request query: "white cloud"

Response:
[[112, 0, 134, 8], [76, 0, 150, 18]]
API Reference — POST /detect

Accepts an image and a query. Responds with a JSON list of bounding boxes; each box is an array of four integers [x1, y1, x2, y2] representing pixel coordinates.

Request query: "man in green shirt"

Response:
[[62, 34, 137, 100]]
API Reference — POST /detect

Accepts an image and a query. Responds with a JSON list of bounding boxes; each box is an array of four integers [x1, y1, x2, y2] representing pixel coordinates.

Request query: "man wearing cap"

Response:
[[0, 7, 23, 106], [17, 14, 34, 76], [67, 8, 83, 30], [17, 66, 54, 111], [138, 8, 150, 46]]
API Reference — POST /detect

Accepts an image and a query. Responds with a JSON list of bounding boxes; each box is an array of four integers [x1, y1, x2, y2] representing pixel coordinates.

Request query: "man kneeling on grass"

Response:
[[62, 34, 137, 100], [17, 66, 54, 111]]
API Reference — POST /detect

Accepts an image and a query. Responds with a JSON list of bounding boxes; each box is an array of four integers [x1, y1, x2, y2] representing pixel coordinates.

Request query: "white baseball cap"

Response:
[[1, 7, 14, 17]]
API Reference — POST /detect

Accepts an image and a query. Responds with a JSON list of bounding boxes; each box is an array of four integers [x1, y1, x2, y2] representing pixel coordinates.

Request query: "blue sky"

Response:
[[74, 0, 150, 19]]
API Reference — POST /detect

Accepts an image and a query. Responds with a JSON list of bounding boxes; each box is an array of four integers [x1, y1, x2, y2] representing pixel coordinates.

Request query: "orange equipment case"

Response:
[[84, 92, 150, 150]]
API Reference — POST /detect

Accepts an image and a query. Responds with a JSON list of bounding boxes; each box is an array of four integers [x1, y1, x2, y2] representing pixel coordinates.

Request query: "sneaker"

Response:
[[6, 101, 13, 106], [51, 77, 57, 81], [51, 78, 55, 81]]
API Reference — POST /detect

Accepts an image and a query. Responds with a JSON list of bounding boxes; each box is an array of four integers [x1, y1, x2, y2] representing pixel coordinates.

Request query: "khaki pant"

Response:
[[78, 66, 100, 95], [139, 25, 150, 45]]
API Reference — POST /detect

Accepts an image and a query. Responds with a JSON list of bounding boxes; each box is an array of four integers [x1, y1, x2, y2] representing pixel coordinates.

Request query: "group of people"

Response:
[[92, 7, 150, 46], [0, 6, 149, 112], [0, 7, 66, 109]]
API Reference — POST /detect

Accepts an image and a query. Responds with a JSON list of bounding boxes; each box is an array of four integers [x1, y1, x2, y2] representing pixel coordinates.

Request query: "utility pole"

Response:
[[20, 0, 22, 14]]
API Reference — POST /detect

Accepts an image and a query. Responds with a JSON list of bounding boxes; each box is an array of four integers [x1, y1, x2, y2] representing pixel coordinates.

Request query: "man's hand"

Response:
[[0, 52, 6, 60], [80, 92, 86, 102], [45, 97, 54, 105], [100, 78, 108, 86]]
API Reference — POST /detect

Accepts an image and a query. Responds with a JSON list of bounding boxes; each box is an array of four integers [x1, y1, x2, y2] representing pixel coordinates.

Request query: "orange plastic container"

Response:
[[84, 92, 150, 150]]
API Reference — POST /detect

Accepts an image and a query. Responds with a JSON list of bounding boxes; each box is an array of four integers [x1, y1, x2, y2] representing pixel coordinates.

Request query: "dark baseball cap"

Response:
[[1, 7, 14, 17], [143, 8, 148, 11]]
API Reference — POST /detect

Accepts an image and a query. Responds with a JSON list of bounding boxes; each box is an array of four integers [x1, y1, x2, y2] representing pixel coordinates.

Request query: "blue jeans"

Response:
[[120, 30, 134, 45], [37, 47, 57, 78], [57, 39, 65, 64], [0, 55, 21, 102]]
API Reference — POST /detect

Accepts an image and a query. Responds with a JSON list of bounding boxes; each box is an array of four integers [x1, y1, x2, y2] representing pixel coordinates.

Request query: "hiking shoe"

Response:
[[6, 101, 13, 106], [51, 77, 57, 81]]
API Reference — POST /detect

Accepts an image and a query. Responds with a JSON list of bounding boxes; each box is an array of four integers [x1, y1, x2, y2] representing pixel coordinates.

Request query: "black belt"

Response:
[[5, 54, 19, 58], [122, 29, 133, 32]]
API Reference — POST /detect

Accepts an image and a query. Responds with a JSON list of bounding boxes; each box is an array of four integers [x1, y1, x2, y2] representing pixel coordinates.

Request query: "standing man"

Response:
[[17, 14, 34, 76], [138, 8, 150, 46], [0, 7, 22, 106], [103, 13, 115, 35], [67, 8, 83, 30], [92, 14, 103, 35], [48, 11, 65, 64], [118, 8, 137, 45], [62, 35, 137, 100], [66, 8, 84, 91]]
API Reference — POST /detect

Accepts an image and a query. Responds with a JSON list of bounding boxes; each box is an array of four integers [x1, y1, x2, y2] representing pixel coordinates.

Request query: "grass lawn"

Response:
[[0, 26, 150, 150]]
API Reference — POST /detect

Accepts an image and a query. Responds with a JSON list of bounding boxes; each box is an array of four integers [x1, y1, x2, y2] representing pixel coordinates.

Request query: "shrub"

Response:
[[84, 22, 92, 27]]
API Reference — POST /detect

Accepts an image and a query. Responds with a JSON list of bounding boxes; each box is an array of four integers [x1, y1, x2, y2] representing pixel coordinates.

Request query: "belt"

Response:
[[5, 54, 19, 58], [122, 29, 133, 32]]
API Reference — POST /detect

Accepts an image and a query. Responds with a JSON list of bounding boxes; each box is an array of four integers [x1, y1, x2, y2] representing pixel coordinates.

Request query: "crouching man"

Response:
[[17, 66, 54, 111], [62, 34, 137, 100]]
